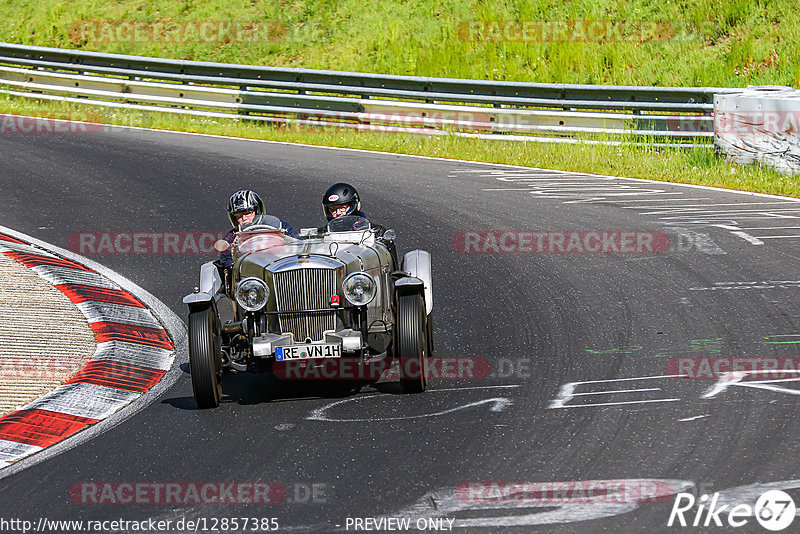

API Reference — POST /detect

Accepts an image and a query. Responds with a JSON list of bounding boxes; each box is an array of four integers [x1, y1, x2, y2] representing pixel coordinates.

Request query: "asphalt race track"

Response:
[[2, 123, 800, 533]]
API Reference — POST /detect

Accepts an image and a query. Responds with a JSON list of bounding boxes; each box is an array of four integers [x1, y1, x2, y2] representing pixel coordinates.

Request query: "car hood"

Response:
[[235, 239, 369, 278]]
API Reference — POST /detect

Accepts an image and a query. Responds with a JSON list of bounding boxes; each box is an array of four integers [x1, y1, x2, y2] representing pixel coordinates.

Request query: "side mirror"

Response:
[[383, 229, 396, 241]]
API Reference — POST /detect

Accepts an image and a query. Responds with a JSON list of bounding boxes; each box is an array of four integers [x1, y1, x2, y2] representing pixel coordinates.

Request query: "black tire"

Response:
[[189, 305, 222, 408], [426, 312, 434, 358], [396, 293, 428, 393]]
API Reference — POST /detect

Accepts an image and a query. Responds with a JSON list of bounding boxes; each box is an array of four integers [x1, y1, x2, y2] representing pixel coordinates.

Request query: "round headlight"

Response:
[[235, 277, 270, 311], [342, 272, 377, 306]]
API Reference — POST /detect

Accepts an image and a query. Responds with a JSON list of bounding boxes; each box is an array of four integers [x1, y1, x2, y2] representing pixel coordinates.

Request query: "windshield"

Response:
[[327, 215, 371, 233], [232, 214, 299, 255], [233, 229, 289, 255]]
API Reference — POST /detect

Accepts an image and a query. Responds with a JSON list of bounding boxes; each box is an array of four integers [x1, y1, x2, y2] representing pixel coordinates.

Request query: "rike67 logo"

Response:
[[668, 490, 796, 531]]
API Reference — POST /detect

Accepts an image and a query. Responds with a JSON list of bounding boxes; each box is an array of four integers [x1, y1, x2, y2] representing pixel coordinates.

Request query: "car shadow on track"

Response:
[[162, 362, 403, 410]]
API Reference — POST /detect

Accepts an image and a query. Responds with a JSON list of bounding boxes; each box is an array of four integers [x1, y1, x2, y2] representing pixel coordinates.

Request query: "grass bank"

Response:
[[1, 0, 798, 87]]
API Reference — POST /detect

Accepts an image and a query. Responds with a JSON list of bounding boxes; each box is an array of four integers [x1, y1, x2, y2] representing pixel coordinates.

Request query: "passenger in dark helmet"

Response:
[[321, 182, 398, 267], [219, 189, 299, 267], [322, 182, 367, 222]]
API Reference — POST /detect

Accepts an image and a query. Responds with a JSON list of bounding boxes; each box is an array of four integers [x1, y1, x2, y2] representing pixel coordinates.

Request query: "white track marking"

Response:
[[703, 371, 800, 399], [549, 375, 686, 409], [741, 226, 800, 230], [559, 374, 687, 385], [658, 211, 800, 219], [426, 385, 521, 392], [562, 198, 606, 203], [553, 399, 681, 409], [475, 167, 800, 246], [689, 281, 800, 291], [307, 396, 514, 422], [731, 233, 764, 245], [6, 111, 800, 205], [571, 388, 661, 396], [637, 202, 800, 210], [307, 385, 521, 422], [609, 198, 713, 203], [712, 225, 765, 245], [678, 414, 710, 422]]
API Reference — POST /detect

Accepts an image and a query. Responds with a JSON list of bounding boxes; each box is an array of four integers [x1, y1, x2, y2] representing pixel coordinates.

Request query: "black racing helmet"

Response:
[[227, 189, 265, 227], [322, 182, 361, 221]]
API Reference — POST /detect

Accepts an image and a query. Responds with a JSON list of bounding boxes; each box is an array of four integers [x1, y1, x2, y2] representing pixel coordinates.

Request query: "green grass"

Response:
[[0, 0, 798, 196], [3, 94, 797, 198], [1, 0, 798, 87]]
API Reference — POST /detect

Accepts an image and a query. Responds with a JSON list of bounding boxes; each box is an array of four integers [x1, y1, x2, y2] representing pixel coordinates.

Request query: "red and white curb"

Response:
[[0, 229, 184, 471]]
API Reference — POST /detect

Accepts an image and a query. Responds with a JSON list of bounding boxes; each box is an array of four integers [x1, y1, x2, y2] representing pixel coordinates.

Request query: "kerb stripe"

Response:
[[66, 361, 166, 393], [55, 284, 145, 308], [0, 233, 28, 245], [90, 321, 174, 349], [4, 251, 94, 272], [0, 409, 98, 448]]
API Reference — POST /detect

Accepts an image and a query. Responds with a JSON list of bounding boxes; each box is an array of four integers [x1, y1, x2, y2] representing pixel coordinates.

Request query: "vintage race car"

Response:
[[183, 215, 433, 408]]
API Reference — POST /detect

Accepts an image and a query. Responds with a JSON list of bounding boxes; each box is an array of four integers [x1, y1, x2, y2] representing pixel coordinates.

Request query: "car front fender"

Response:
[[401, 250, 432, 314]]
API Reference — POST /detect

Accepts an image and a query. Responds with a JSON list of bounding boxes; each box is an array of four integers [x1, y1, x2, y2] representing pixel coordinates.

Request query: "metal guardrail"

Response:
[[0, 42, 745, 146]]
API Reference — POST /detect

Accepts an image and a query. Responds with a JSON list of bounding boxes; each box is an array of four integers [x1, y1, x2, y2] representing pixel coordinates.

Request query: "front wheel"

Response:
[[396, 293, 428, 393], [189, 305, 222, 408]]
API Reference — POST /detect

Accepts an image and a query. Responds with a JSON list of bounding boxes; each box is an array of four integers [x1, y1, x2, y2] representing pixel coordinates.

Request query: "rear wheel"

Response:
[[189, 305, 222, 408], [396, 293, 428, 393]]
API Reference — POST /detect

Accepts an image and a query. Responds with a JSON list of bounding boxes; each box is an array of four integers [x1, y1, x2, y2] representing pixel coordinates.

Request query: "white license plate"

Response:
[[276, 343, 342, 361]]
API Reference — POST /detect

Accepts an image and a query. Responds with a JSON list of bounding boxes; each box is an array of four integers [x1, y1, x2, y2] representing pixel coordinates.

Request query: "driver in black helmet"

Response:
[[219, 189, 299, 267], [321, 182, 368, 226], [321, 182, 397, 266]]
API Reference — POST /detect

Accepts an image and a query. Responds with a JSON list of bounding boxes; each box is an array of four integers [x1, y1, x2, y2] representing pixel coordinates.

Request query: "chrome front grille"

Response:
[[273, 268, 337, 342]]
